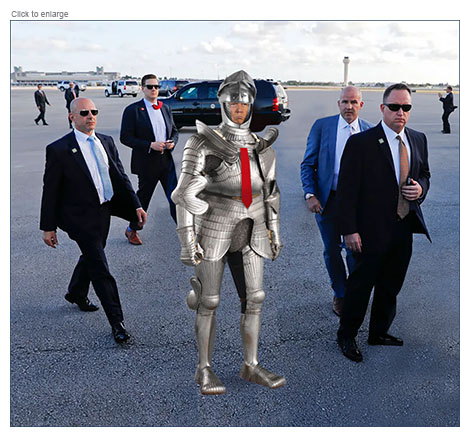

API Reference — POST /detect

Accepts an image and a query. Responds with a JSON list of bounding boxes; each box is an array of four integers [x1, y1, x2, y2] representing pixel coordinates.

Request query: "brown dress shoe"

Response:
[[125, 229, 142, 245], [333, 296, 343, 317]]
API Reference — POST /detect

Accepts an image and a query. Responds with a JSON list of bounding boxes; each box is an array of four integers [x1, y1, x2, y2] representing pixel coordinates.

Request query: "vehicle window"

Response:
[[126, 81, 138, 86], [119, 81, 124, 85], [207, 86, 218, 99], [179, 86, 198, 100]]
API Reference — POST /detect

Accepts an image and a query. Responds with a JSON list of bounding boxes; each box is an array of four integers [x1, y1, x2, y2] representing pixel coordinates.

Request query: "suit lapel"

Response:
[[328, 115, 339, 164], [160, 105, 171, 138], [404, 127, 416, 177], [375, 122, 396, 176], [66, 133, 95, 187], [139, 100, 155, 140]]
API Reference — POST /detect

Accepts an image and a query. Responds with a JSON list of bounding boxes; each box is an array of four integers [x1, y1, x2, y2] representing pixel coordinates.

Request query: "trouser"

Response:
[[129, 161, 178, 229], [35, 107, 46, 124], [337, 216, 413, 340], [316, 192, 355, 298], [67, 203, 124, 326], [194, 247, 265, 370], [66, 106, 72, 127], [442, 110, 452, 133]]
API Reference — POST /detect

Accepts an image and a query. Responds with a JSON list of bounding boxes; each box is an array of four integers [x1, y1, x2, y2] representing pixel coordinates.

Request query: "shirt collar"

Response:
[[338, 115, 359, 131], [144, 98, 158, 108], [74, 128, 96, 143], [381, 120, 406, 142]]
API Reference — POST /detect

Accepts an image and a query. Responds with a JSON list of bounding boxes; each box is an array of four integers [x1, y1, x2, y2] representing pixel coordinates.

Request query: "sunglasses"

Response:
[[144, 84, 160, 90], [383, 103, 412, 112], [79, 109, 99, 116]]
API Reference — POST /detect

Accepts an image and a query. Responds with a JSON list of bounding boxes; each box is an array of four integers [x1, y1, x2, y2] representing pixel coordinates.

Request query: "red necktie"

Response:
[[240, 148, 252, 208], [153, 101, 163, 110]]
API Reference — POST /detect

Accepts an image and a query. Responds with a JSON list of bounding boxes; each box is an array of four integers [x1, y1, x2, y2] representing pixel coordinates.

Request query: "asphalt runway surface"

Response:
[[10, 88, 459, 427]]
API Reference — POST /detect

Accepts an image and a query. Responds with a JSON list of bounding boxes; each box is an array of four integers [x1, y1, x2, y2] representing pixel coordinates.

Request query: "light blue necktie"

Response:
[[87, 136, 113, 202]]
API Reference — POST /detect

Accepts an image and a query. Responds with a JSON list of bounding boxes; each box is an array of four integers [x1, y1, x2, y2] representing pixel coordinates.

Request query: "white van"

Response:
[[105, 80, 140, 97]]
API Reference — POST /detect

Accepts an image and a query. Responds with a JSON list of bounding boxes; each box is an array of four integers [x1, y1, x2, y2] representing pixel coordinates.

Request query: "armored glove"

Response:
[[177, 226, 204, 266]]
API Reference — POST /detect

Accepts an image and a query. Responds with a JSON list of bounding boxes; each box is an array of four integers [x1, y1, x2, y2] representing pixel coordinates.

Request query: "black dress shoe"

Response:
[[65, 293, 99, 312], [112, 322, 130, 343], [34, 119, 39, 125], [368, 333, 403, 346], [338, 336, 363, 362], [43, 122, 49, 126]]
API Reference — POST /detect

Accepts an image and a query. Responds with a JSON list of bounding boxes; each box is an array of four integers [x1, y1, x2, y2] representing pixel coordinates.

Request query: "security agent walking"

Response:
[[34, 84, 51, 126], [438, 85, 457, 134], [336, 83, 430, 362], [120, 74, 179, 245], [300, 86, 373, 317], [40, 98, 147, 343], [64, 82, 79, 128]]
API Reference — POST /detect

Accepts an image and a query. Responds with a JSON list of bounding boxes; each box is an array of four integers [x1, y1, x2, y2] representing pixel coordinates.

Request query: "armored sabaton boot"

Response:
[[239, 311, 286, 389]]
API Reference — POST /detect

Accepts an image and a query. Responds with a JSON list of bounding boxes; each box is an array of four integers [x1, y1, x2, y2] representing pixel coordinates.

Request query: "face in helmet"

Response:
[[218, 70, 256, 129]]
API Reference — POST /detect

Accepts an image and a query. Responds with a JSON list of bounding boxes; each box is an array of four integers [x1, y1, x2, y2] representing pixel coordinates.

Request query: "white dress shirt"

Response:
[[333, 115, 361, 190], [381, 121, 411, 185], [74, 129, 110, 204], [144, 98, 167, 143]]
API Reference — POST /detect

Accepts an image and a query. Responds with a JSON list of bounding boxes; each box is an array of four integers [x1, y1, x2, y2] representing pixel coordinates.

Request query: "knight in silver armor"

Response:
[[171, 70, 285, 395]]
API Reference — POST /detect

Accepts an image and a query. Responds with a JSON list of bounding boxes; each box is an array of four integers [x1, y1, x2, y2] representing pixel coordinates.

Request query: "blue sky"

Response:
[[10, 19, 459, 84]]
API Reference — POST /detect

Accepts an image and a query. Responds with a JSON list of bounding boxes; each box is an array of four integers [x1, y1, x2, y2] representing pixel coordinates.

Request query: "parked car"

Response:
[[158, 79, 189, 96], [57, 81, 87, 92], [159, 79, 290, 132], [105, 80, 140, 97]]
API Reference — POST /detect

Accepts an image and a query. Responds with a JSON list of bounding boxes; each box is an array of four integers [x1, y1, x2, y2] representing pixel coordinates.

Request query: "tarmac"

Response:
[[10, 88, 459, 427]]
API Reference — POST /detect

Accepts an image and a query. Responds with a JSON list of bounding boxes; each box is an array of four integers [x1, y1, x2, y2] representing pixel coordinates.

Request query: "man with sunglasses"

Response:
[[120, 74, 179, 245], [300, 86, 373, 317], [40, 98, 147, 343], [336, 83, 431, 362]]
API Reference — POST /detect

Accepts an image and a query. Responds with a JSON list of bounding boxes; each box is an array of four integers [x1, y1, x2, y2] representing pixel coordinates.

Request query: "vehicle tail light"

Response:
[[174, 86, 177, 91], [124, 85, 126, 90], [272, 97, 279, 111]]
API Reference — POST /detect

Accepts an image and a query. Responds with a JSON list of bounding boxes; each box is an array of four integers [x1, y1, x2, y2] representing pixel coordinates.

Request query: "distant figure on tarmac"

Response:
[[336, 83, 431, 363], [64, 82, 79, 129], [438, 85, 457, 134], [40, 97, 147, 343], [300, 86, 373, 317], [120, 73, 179, 246], [34, 84, 51, 126]]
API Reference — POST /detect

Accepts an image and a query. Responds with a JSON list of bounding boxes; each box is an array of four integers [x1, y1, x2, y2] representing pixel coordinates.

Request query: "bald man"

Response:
[[300, 86, 373, 316], [40, 98, 147, 343]]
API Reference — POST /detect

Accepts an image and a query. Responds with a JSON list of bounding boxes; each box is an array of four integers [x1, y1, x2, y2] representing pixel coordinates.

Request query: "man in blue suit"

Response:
[[300, 86, 373, 316], [120, 74, 179, 245]]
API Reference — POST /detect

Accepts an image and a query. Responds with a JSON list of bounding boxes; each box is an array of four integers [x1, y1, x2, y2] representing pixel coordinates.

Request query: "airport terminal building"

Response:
[[11, 66, 120, 86]]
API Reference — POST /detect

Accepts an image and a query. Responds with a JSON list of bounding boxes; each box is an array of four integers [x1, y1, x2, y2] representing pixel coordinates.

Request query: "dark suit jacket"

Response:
[[34, 90, 50, 109], [40, 131, 141, 240], [337, 122, 431, 254], [64, 87, 79, 109], [120, 99, 179, 175], [440, 92, 455, 113]]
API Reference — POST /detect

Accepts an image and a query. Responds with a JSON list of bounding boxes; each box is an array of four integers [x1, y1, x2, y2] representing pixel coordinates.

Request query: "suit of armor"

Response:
[[171, 70, 285, 395]]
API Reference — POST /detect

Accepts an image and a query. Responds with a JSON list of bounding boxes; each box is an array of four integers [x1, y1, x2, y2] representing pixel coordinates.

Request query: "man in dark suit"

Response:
[[40, 97, 147, 343], [336, 83, 431, 362], [120, 73, 179, 245], [438, 85, 457, 134], [300, 86, 373, 316], [34, 84, 51, 126], [64, 82, 79, 129]]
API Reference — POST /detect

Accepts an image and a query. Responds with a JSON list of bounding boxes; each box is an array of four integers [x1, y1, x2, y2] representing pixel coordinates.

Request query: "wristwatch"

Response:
[[305, 193, 315, 200]]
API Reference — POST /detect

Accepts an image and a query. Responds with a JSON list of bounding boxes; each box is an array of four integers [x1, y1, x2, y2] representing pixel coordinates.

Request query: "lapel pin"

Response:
[[141, 107, 145, 111], [378, 138, 384, 144], [72, 148, 78, 153]]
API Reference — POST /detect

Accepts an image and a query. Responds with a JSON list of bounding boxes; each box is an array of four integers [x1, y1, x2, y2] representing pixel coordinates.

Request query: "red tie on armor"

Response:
[[240, 148, 252, 208]]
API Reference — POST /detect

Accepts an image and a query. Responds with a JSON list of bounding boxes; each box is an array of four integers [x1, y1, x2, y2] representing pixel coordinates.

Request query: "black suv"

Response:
[[159, 79, 290, 132], [158, 79, 189, 97]]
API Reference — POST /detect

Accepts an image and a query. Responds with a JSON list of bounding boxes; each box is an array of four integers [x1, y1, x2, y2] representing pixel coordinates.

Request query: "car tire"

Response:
[[60, 87, 65, 91], [133, 94, 137, 97], [105, 90, 110, 97], [118, 91, 123, 97]]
